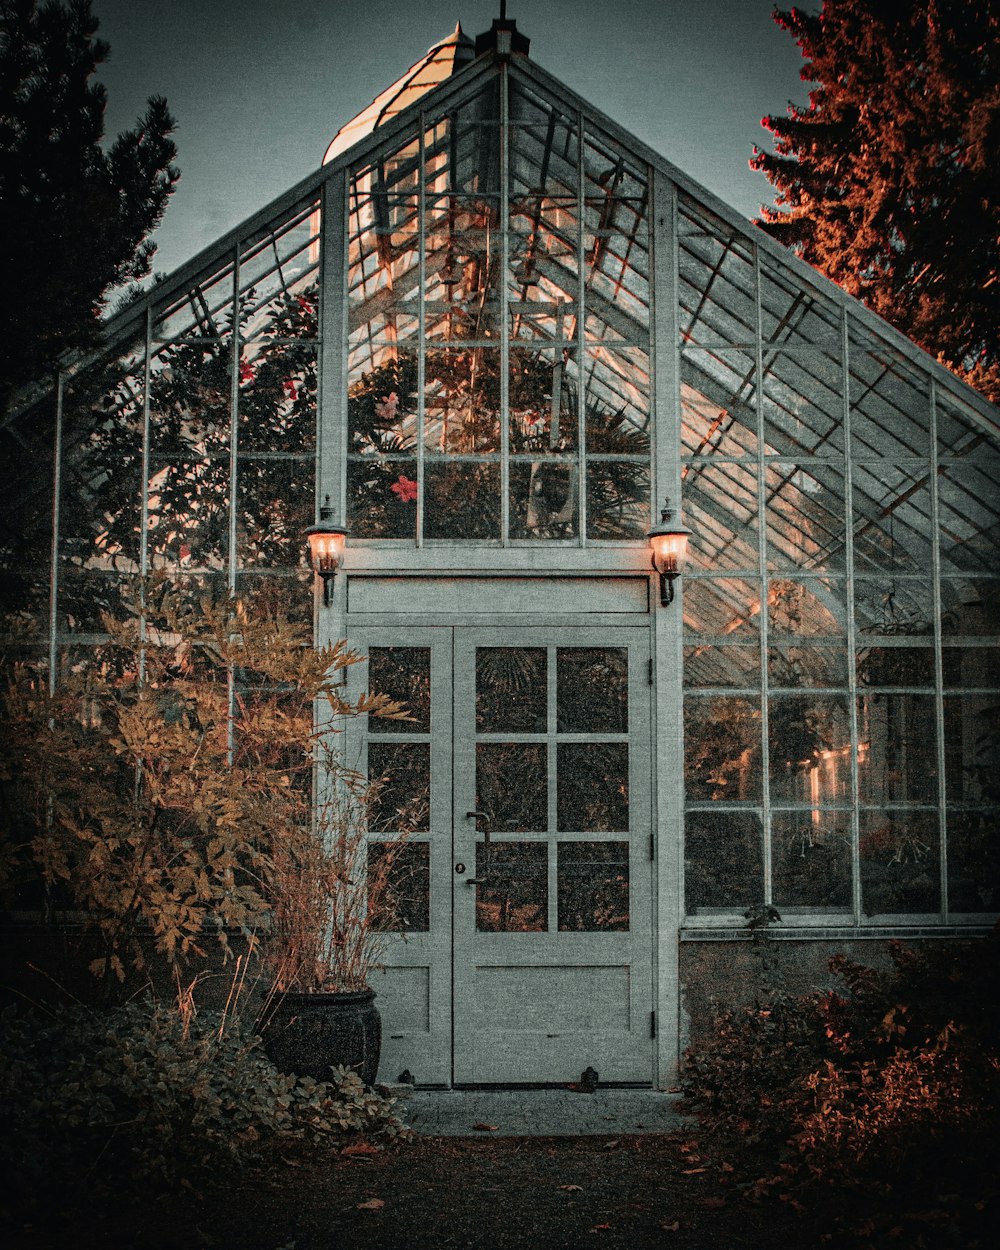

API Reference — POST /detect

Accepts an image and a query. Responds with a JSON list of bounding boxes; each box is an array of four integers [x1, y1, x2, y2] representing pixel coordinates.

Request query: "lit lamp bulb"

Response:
[[646, 497, 691, 607], [305, 496, 349, 606]]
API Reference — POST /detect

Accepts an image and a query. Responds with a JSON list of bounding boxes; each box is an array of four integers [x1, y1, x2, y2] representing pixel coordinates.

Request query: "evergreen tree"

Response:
[[0, 0, 179, 412], [753, 1, 1000, 401]]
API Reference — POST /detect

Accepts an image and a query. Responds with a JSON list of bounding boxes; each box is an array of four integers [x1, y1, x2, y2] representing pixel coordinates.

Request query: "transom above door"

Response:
[[348, 627, 652, 1086]]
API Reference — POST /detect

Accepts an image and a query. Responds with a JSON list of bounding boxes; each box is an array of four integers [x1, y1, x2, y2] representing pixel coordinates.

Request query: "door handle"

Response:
[[466, 809, 491, 845]]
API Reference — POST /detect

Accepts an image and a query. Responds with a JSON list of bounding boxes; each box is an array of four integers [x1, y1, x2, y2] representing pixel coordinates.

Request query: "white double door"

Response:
[[347, 626, 653, 1086]]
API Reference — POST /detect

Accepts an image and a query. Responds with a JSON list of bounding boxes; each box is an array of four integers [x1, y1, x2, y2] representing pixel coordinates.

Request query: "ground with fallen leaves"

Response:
[[9, 1123, 994, 1250]]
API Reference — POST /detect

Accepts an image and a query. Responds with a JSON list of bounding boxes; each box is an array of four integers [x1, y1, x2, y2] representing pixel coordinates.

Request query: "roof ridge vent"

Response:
[[475, 2, 530, 59]]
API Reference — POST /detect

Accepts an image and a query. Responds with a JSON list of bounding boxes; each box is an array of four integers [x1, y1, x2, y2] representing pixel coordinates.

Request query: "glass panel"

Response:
[[854, 578, 933, 636], [585, 346, 650, 435], [153, 257, 234, 340], [238, 203, 320, 340], [349, 194, 421, 321], [762, 352, 844, 456], [856, 645, 935, 688], [759, 255, 841, 346], [683, 578, 762, 637], [509, 462, 578, 539], [857, 693, 938, 803], [944, 694, 1000, 805], [57, 569, 134, 635], [860, 810, 940, 914], [683, 462, 759, 572], [937, 464, 1000, 574], [848, 336, 930, 458], [941, 578, 1000, 636], [62, 357, 146, 572], [684, 696, 762, 801], [685, 811, 764, 911], [684, 644, 761, 688], [367, 743, 430, 833], [936, 388, 1000, 458], [942, 646, 1000, 689], [766, 462, 847, 573], [946, 809, 999, 913], [769, 694, 851, 803], [424, 198, 502, 341], [557, 743, 629, 832], [476, 647, 547, 733], [425, 348, 500, 453], [557, 842, 629, 931], [236, 572, 312, 626], [347, 459, 418, 539], [509, 347, 578, 452], [236, 456, 313, 569], [771, 811, 852, 912], [368, 647, 431, 734], [367, 842, 430, 932], [424, 462, 501, 540], [681, 349, 757, 457], [476, 841, 547, 932], [585, 461, 650, 539], [851, 466, 932, 573], [348, 351, 418, 456], [237, 343, 317, 454], [677, 202, 755, 344], [476, 743, 547, 831], [557, 647, 627, 732], [769, 645, 849, 689], [149, 340, 230, 456], [146, 457, 229, 571], [768, 578, 846, 637]]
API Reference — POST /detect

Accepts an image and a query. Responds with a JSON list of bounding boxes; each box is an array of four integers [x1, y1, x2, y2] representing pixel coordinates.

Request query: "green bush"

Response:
[[683, 931, 1000, 1188], [0, 998, 409, 1211]]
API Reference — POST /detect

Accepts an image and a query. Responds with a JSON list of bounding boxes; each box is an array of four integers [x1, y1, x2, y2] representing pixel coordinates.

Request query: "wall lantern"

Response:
[[305, 496, 349, 606], [646, 497, 692, 607]]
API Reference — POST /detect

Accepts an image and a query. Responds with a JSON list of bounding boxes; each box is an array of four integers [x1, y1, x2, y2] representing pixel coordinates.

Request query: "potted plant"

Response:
[[257, 774, 415, 1086]]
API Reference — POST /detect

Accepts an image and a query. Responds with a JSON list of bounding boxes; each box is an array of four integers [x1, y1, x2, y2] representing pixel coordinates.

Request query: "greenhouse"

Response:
[[1, 14, 997, 1088]]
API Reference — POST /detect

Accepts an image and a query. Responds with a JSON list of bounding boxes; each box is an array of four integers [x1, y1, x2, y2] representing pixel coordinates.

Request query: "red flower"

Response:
[[390, 474, 418, 502], [282, 378, 298, 402], [296, 295, 314, 314], [239, 360, 255, 384]]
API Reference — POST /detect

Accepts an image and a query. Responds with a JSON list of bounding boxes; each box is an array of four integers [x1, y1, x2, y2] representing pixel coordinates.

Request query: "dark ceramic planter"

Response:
[[260, 988, 381, 1086]]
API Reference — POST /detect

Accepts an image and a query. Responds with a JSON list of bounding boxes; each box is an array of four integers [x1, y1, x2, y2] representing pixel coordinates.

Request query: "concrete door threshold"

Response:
[[387, 1087, 692, 1137]]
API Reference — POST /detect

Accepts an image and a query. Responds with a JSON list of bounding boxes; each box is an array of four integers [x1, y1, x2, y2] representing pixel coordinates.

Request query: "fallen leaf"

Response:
[[589, 1224, 611, 1232], [472, 1122, 499, 1132], [559, 1184, 584, 1192], [603, 1139, 620, 1150], [681, 1167, 706, 1175], [342, 1142, 380, 1157], [660, 1220, 681, 1232], [357, 1199, 385, 1211], [721, 1161, 734, 1173]]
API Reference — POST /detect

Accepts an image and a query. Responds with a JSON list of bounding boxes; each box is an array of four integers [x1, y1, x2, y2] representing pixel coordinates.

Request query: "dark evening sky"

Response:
[[92, 0, 814, 281]]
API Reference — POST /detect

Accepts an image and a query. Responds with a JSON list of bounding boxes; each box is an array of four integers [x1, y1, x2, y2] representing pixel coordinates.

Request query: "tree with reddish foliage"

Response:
[[753, 1, 1000, 402], [0, 0, 179, 412]]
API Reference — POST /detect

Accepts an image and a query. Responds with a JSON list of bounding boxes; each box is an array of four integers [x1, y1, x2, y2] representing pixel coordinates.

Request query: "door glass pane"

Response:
[[476, 841, 547, 931], [368, 647, 430, 733], [557, 743, 628, 831], [557, 647, 628, 731], [476, 743, 547, 831], [557, 841, 629, 931], [367, 743, 430, 832], [476, 647, 547, 732], [367, 842, 430, 931]]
